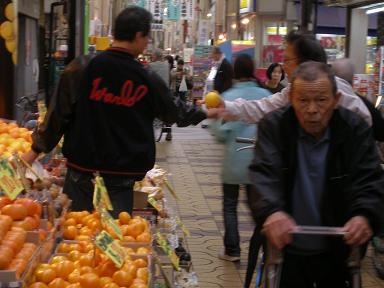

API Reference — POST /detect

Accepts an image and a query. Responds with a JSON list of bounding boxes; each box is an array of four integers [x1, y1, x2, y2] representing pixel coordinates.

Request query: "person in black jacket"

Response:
[[211, 46, 234, 93], [22, 7, 206, 216], [331, 58, 384, 142], [248, 62, 384, 287]]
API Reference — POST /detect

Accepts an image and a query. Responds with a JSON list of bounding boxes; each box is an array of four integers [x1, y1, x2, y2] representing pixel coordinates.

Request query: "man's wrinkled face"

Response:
[[290, 76, 341, 140]]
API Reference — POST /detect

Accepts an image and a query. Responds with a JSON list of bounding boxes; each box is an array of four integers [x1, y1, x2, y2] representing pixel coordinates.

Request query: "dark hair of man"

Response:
[[212, 46, 222, 55], [234, 54, 255, 80], [165, 55, 174, 70], [285, 30, 327, 64], [266, 62, 285, 81], [114, 6, 152, 42], [291, 61, 337, 95], [177, 59, 184, 65]]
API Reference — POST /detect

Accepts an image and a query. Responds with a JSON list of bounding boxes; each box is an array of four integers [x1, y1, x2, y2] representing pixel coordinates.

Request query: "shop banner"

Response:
[[149, 0, 163, 20], [197, 19, 210, 45], [180, 0, 194, 21], [166, 0, 180, 21], [240, 0, 253, 14], [132, 0, 148, 9], [0, 0, 17, 118]]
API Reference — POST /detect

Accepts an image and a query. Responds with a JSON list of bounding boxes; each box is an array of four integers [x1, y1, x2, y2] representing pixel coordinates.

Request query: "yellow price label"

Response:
[[99, 208, 123, 240], [93, 175, 113, 211], [148, 197, 162, 212], [94, 230, 126, 268], [175, 216, 190, 237], [156, 232, 180, 271], [0, 160, 24, 200]]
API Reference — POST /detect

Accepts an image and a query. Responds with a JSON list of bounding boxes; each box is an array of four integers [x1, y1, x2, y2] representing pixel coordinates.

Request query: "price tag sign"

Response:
[[93, 175, 113, 211], [148, 197, 162, 212], [156, 232, 180, 271], [99, 208, 123, 240], [94, 230, 126, 268], [175, 216, 190, 237], [0, 160, 24, 200]]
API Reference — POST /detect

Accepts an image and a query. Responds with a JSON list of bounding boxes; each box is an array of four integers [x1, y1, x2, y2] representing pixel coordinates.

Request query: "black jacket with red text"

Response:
[[32, 48, 206, 179]]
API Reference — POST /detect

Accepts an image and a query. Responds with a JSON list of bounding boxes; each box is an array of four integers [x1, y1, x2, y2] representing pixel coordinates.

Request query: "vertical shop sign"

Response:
[[166, 0, 180, 21], [149, 0, 163, 20], [180, 0, 194, 20], [197, 20, 210, 45], [0, 0, 17, 118]]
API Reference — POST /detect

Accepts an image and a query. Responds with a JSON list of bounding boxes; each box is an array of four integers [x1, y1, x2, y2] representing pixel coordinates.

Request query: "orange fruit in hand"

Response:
[[79, 273, 100, 288], [112, 270, 133, 287]]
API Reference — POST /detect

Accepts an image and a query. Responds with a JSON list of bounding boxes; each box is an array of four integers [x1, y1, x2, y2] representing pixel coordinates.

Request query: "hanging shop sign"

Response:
[[149, 0, 163, 20], [132, 0, 148, 9], [240, 0, 253, 14], [197, 20, 210, 45], [180, 0, 194, 20], [166, 0, 180, 21]]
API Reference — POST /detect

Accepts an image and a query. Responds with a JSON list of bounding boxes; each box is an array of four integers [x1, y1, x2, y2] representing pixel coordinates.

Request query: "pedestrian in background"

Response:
[[261, 62, 285, 94], [211, 46, 234, 93], [171, 59, 191, 103], [149, 49, 170, 87], [211, 54, 271, 262]]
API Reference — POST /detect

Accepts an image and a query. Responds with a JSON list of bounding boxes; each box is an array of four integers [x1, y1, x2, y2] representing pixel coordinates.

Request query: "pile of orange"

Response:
[[0, 222, 37, 277], [0, 196, 43, 231], [0, 120, 32, 158], [29, 252, 149, 288], [62, 211, 151, 243]]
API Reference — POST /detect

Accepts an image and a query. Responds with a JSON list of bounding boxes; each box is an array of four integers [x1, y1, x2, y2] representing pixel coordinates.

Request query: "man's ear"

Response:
[[288, 84, 294, 103], [334, 91, 342, 106]]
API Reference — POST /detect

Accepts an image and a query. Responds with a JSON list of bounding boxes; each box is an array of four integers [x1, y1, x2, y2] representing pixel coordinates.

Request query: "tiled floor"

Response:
[[156, 126, 384, 288]]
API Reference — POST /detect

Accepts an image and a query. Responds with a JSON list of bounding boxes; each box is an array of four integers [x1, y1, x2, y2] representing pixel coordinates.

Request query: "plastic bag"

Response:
[[179, 76, 188, 92]]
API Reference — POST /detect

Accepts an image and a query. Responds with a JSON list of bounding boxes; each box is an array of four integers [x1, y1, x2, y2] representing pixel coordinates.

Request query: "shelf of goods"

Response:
[[0, 119, 198, 288]]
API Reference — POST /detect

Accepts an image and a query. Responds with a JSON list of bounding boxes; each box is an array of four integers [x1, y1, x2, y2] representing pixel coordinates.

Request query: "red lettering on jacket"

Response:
[[89, 77, 148, 107]]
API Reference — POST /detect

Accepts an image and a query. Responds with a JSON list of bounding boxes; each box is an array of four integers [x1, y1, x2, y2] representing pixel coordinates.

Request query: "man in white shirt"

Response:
[[206, 31, 371, 125]]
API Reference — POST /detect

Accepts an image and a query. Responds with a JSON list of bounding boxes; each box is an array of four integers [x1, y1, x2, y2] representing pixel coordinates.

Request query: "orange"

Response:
[[76, 235, 91, 241], [14, 198, 39, 216], [63, 218, 77, 226], [35, 268, 57, 284], [63, 226, 77, 240], [112, 270, 133, 287], [79, 227, 92, 236], [48, 278, 69, 288], [97, 260, 118, 277], [79, 254, 94, 267], [57, 243, 71, 253], [129, 283, 147, 288], [123, 235, 136, 242], [79, 266, 96, 275], [99, 276, 113, 287], [68, 250, 81, 261], [50, 255, 68, 264], [136, 267, 148, 281], [136, 247, 150, 255], [79, 273, 100, 288], [66, 284, 81, 288], [133, 258, 147, 268], [136, 232, 151, 243], [102, 283, 119, 288], [67, 269, 81, 284], [1, 204, 28, 220], [54, 260, 75, 280], [30, 282, 49, 288], [125, 223, 144, 238], [119, 212, 131, 225]]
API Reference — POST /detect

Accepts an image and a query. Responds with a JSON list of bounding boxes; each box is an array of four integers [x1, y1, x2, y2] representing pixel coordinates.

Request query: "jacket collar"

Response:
[[107, 47, 135, 58]]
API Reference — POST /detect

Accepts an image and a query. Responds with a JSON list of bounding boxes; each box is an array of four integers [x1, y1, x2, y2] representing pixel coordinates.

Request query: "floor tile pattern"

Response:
[[156, 126, 384, 288]]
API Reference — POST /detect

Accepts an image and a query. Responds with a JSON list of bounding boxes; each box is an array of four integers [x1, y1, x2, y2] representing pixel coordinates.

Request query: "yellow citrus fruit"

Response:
[[5, 3, 14, 21], [0, 21, 14, 40], [204, 91, 221, 108]]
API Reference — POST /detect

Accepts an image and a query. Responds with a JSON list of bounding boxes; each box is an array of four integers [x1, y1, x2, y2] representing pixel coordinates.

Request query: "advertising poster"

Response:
[[180, 0, 194, 21], [0, 0, 17, 118], [166, 0, 180, 21], [149, 0, 163, 20], [197, 19, 210, 45], [262, 45, 284, 67]]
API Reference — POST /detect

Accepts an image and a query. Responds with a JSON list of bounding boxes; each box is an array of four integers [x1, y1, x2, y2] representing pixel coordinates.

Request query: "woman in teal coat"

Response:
[[211, 54, 271, 261]]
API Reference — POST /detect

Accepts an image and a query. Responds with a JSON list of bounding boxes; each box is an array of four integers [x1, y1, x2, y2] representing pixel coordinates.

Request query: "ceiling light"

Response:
[[366, 6, 384, 14], [207, 13, 212, 17], [231, 23, 237, 29], [241, 18, 250, 25]]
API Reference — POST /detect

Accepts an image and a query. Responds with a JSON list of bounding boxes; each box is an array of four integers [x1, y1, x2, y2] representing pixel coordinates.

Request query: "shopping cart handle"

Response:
[[293, 225, 346, 236], [235, 137, 255, 144]]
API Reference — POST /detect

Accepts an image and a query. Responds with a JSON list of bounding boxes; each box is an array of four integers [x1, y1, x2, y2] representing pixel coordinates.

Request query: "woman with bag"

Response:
[[171, 59, 191, 103]]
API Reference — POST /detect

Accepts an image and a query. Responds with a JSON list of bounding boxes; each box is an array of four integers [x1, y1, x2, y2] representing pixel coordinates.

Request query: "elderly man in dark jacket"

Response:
[[248, 61, 384, 288]]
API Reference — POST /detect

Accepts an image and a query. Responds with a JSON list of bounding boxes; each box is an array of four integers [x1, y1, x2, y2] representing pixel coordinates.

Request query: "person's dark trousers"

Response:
[[223, 184, 252, 256], [63, 168, 135, 217], [280, 251, 351, 288], [178, 91, 187, 103]]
